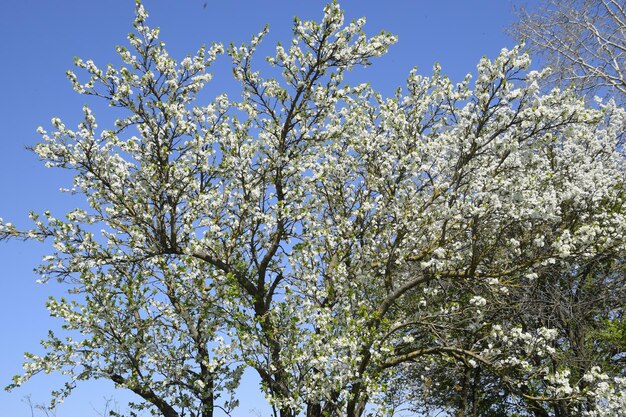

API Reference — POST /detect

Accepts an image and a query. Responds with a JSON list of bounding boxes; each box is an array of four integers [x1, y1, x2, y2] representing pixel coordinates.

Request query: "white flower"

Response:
[[469, 296, 487, 307]]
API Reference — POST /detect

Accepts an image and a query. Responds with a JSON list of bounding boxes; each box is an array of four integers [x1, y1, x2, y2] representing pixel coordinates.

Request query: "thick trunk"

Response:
[[279, 407, 295, 417], [346, 392, 368, 417], [470, 367, 480, 417], [306, 402, 321, 417], [201, 377, 214, 417], [456, 366, 471, 417], [197, 347, 214, 417]]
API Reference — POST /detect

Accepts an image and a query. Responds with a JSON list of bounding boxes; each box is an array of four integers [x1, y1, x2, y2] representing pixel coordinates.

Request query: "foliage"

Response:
[[2, 2, 626, 416]]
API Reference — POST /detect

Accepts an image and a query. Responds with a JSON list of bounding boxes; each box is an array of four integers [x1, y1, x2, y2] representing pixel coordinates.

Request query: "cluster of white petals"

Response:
[[2, 2, 626, 417]]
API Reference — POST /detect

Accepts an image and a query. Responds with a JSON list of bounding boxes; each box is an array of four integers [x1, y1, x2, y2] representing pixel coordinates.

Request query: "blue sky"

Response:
[[0, 1, 536, 415]]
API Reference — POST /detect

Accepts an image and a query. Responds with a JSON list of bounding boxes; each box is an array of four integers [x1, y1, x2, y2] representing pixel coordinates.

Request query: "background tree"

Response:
[[510, 0, 626, 103], [2, 2, 626, 417]]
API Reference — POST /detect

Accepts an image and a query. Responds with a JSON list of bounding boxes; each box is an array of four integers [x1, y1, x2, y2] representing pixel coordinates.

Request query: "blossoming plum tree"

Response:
[[2, 2, 626, 417]]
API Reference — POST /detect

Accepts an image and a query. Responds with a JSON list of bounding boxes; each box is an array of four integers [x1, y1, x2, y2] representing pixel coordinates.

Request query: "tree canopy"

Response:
[[2, 2, 626, 417]]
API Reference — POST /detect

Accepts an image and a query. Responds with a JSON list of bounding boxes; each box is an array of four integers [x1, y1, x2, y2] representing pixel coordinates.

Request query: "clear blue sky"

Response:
[[0, 1, 537, 416]]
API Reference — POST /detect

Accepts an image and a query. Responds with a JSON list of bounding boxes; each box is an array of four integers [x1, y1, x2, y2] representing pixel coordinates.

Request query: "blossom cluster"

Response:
[[3, 2, 626, 416]]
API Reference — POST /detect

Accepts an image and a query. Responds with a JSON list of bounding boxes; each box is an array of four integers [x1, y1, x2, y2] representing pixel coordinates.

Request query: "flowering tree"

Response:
[[2, 2, 626, 417]]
